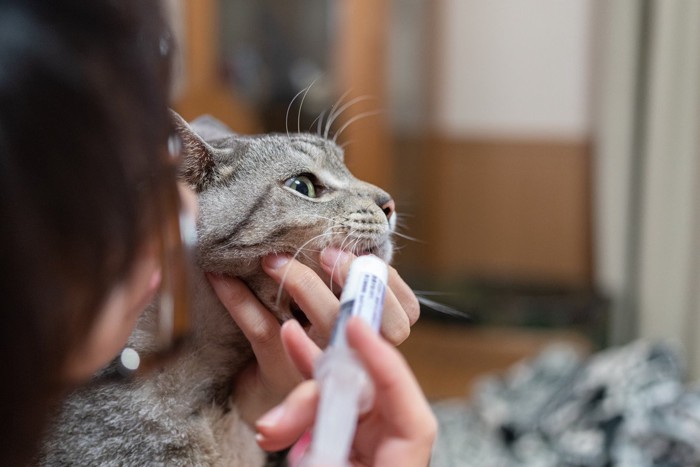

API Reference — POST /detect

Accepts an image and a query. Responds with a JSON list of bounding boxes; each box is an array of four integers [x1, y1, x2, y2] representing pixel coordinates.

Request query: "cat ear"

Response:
[[188, 114, 236, 142], [170, 110, 217, 192]]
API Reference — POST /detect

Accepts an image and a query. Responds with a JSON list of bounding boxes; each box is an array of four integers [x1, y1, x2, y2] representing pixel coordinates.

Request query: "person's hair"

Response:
[[0, 0, 173, 463]]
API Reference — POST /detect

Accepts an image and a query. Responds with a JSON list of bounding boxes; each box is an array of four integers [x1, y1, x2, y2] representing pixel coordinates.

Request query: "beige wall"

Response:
[[391, 1, 594, 288], [432, 0, 593, 139], [399, 138, 591, 287]]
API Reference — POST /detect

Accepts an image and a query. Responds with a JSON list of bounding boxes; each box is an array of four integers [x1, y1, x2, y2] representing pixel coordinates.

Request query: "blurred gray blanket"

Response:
[[431, 341, 700, 466]]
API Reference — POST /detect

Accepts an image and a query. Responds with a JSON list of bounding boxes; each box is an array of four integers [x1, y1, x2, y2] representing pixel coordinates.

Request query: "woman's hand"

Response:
[[256, 317, 437, 467], [262, 248, 420, 346], [208, 273, 317, 425], [207, 248, 420, 425]]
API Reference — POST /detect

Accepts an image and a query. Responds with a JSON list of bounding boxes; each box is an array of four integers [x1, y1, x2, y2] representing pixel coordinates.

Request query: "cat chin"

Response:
[[356, 242, 394, 264]]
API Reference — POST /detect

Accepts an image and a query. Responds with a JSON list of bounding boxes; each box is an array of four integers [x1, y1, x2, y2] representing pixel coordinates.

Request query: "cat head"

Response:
[[171, 111, 395, 322]]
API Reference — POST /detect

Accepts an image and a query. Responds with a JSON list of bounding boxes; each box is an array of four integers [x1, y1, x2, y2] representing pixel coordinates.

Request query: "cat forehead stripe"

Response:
[[317, 169, 349, 188], [290, 139, 335, 161]]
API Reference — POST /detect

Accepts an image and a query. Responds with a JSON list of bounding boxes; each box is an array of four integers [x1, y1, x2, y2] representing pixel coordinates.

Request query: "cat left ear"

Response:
[[188, 114, 236, 142], [170, 110, 217, 192]]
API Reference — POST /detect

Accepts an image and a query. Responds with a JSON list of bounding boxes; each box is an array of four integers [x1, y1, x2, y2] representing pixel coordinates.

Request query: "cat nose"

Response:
[[380, 199, 395, 221]]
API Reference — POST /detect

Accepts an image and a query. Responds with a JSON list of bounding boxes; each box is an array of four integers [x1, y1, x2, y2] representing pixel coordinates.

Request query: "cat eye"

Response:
[[284, 174, 318, 198]]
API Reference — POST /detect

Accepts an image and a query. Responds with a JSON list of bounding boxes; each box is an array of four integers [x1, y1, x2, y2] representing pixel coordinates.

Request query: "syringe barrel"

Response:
[[305, 255, 388, 467], [305, 347, 366, 466], [330, 255, 388, 348]]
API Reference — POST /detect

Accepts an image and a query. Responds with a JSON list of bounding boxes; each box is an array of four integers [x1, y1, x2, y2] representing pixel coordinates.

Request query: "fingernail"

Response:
[[256, 404, 285, 428], [264, 254, 290, 270], [320, 247, 351, 268]]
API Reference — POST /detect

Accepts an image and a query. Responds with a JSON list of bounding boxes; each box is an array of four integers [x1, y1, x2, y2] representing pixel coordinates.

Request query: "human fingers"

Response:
[[319, 248, 419, 345], [207, 274, 285, 356], [207, 274, 303, 423], [262, 255, 340, 344], [385, 264, 420, 326], [346, 317, 437, 439], [255, 380, 320, 452], [280, 319, 322, 379]]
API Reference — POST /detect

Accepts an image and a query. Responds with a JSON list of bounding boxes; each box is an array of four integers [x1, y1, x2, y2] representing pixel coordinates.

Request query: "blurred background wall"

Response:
[[395, 0, 593, 287], [164, 0, 700, 392], [595, 0, 700, 375]]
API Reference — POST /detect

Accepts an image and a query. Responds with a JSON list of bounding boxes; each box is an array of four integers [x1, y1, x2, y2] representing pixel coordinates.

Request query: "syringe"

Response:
[[304, 255, 388, 467]]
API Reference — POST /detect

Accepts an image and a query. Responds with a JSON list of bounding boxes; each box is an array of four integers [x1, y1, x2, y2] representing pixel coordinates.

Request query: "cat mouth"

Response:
[[290, 300, 311, 329], [284, 240, 387, 329], [340, 239, 384, 258], [353, 242, 393, 260]]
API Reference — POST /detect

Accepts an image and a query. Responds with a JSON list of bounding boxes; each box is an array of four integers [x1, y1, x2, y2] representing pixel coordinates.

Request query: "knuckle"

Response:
[[247, 315, 278, 346], [289, 267, 322, 295], [210, 276, 247, 311], [222, 288, 249, 312], [406, 295, 420, 325], [384, 319, 410, 345]]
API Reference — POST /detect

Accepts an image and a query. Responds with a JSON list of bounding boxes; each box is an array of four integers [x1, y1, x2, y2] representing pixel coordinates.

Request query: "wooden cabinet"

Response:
[[170, 0, 393, 191]]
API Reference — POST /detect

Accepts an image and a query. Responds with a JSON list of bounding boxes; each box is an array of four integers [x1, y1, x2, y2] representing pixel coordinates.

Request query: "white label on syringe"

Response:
[[331, 256, 387, 348]]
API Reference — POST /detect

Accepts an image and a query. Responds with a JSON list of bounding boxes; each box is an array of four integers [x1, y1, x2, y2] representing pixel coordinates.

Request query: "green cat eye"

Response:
[[284, 175, 317, 198]]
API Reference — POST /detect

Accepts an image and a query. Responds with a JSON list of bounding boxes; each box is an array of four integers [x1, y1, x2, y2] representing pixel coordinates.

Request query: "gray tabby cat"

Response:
[[40, 112, 395, 466]]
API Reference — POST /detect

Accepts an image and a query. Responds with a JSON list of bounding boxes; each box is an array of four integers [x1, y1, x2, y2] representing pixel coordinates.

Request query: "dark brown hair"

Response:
[[0, 0, 172, 463]]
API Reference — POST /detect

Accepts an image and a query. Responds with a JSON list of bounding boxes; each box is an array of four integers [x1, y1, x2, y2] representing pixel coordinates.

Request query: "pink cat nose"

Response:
[[381, 199, 395, 220]]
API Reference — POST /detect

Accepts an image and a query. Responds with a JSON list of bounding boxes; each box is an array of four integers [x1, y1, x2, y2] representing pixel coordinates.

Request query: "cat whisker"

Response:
[[296, 250, 318, 265], [390, 230, 424, 243], [393, 218, 412, 231], [335, 229, 357, 255], [333, 109, 385, 143], [414, 292, 470, 319], [306, 213, 339, 221], [296, 247, 325, 254], [325, 95, 374, 140], [389, 214, 421, 242], [314, 225, 355, 294], [351, 237, 366, 258], [307, 213, 346, 226], [339, 140, 356, 151], [327, 229, 359, 292], [297, 228, 345, 256], [310, 110, 327, 135], [348, 233, 364, 256], [324, 89, 353, 139], [305, 215, 351, 234], [297, 76, 321, 134], [296, 227, 344, 257], [286, 86, 310, 137], [274, 230, 344, 308], [391, 244, 407, 253]]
